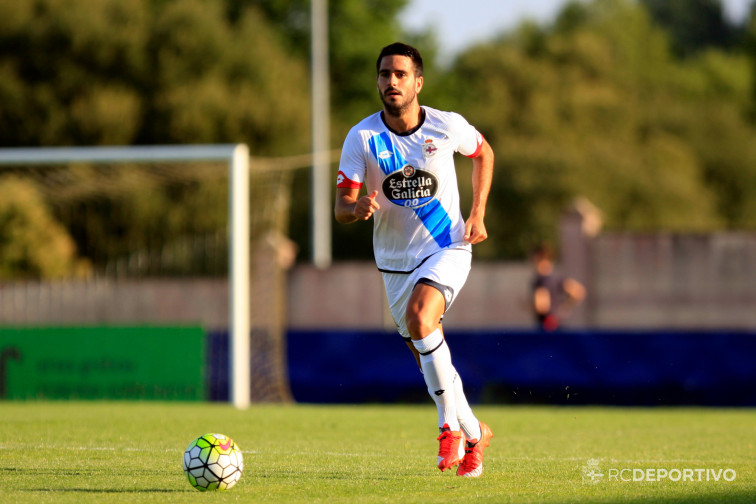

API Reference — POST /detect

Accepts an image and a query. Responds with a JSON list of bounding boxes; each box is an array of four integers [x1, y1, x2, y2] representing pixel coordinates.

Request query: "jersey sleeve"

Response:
[[449, 112, 483, 158], [336, 127, 366, 189]]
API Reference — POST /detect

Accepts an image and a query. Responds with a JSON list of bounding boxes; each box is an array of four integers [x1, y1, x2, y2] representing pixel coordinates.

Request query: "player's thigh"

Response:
[[383, 274, 445, 339], [406, 282, 446, 326]]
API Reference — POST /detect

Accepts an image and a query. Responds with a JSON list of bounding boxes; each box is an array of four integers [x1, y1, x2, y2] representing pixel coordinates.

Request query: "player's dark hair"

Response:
[[376, 42, 424, 77]]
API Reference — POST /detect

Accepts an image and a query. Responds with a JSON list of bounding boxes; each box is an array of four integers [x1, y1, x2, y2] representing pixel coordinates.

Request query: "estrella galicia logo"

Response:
[[382, 165, 438, 209]]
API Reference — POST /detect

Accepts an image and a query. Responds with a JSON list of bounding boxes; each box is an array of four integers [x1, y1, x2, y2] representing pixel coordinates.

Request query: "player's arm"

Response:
[[533, 286, 551, 315], [464, 137, 494, 244], [335, 187, 380, 224], [562, 278, 586, 306]]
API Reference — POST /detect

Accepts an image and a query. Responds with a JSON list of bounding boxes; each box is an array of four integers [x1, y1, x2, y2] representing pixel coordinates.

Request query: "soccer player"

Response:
[[334, 42, 494, 477]]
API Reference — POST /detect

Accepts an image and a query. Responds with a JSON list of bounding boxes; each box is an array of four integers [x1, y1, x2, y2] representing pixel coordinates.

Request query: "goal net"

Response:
[[0, 145, 301, 407]]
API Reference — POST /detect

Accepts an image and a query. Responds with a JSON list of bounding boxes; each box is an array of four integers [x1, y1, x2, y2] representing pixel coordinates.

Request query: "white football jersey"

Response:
[[337, 106, 483, 273]]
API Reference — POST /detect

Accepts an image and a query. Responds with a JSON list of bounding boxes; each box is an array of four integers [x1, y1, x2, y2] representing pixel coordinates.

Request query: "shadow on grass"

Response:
[[22, 488, 190, 494], [565, 489, 756, 504], [255, 468, 408, 481], [2, 467, 161, 476], [1, 468, 191, 494]]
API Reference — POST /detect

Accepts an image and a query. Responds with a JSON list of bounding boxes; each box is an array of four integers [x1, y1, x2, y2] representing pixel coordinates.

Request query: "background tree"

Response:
[[0, 0, 148, 146], [444, 0, 754, 258], [0, 177, 89, 279], [640, 0, 737, 57], [0, 0, 310, 153]]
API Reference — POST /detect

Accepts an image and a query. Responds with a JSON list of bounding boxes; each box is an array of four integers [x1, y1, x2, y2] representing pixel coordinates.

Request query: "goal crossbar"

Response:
[[0, 144, 252, 409]]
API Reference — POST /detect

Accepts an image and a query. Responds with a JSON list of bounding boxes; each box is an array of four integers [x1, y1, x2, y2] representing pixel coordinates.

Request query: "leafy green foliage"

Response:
[[640, 0, 738, 57], [0, 177, 89, 278], [0, 0, 310, 153], [443, 0, 756, 258]]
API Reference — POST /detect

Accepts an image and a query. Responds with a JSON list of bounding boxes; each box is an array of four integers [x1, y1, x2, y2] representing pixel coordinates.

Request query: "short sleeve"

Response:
[[449, 112, 483, 158], [336, 127, 366, 189]]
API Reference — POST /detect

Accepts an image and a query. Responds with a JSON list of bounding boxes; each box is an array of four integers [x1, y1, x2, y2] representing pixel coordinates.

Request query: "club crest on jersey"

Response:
[[422, 138, 438, 158], [382, 165, 438, 209]]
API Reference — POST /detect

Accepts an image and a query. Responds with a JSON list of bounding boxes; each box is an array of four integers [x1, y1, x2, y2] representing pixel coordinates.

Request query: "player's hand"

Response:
[[355, 190, 380, 220], [464, 216, 488, 244]]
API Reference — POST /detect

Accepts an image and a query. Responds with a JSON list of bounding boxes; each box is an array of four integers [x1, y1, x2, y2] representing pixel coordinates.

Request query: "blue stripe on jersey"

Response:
[[368, 131, 401, 175], [368, 131, 453, 248], [415, 199, 453, 248]]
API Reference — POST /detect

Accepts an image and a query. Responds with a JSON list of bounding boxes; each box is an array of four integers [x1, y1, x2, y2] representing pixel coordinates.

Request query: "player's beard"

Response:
[[380, 88, 416, 117]]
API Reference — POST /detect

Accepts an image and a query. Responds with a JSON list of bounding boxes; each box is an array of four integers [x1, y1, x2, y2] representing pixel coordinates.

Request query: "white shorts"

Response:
[[381, 247, 472, 340]]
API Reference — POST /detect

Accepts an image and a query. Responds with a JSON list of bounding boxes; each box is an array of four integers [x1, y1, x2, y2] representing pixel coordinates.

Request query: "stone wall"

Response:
[[588, 232, 756, 328], [285, 261, 534, 330]]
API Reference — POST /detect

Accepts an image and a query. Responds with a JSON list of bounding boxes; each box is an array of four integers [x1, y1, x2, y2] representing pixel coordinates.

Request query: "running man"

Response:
[[334, 42, 495, 477]]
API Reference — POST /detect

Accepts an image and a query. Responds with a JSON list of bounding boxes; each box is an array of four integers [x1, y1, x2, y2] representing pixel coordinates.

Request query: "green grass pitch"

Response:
[[0, 402, 753, 503]]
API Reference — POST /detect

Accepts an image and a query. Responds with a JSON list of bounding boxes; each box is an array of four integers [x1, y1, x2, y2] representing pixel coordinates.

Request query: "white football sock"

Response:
[[452, 368, 482, 441], [412, 329, 459, 431]]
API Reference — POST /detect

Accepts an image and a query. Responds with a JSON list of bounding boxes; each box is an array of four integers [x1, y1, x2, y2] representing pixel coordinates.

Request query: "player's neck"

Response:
[[382, 103, 423, 135]]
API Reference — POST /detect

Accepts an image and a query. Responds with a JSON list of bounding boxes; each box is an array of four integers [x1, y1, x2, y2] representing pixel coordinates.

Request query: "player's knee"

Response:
[[406, 310, 436, 340]]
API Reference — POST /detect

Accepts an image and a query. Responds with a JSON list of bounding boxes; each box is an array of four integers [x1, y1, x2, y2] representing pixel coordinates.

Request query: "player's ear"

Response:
[[415, 75, 423, 94]]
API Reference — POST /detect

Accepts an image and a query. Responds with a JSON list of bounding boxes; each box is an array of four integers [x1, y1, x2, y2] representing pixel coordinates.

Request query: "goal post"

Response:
[[0, 144, 252, 409]]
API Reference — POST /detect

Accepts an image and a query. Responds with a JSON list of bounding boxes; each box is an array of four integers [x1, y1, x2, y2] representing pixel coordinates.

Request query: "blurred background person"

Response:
[[531, 243, 586, 332]]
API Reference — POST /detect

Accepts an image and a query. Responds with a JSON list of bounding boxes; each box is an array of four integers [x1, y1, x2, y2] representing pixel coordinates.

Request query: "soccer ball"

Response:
[[182, 433, 244, 491]]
